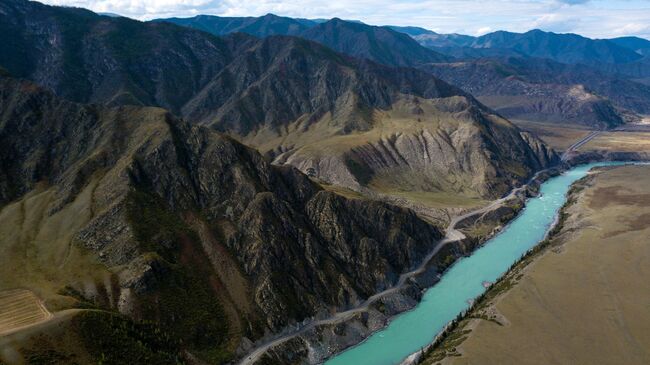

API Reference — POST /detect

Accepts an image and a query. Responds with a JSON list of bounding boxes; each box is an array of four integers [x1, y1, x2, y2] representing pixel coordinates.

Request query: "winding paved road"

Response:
[[238, 229, 466, 365], [240, 127, 618, 364], [238, 166, 552, 365]]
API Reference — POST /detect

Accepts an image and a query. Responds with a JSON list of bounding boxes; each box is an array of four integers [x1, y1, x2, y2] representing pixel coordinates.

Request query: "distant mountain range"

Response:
[[609, 36, 650, 56], [158, 13, 650, 128], [160, 13, 312, 37], [419, 29, 645, 65], [398, 28, 650, 80], [159, 14, 650, 66], [422, 57, 650, 127], [161, 14, 450, 67], [386, 25, 436, 37]]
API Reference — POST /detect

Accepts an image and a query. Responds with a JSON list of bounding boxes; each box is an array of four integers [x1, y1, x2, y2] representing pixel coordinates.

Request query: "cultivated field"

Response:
[[433, 165, 650, 365], [0, 289, 52, 336]]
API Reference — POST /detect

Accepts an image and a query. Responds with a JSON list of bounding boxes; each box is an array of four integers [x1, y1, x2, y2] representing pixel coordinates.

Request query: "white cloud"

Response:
[[531, 13, 582, 33], [475, 26, 493, 36], [556, 0, 590, 4], [612, 23, 650, 36]]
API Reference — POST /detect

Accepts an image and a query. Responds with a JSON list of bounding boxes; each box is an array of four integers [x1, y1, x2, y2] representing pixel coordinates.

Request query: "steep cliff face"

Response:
[[274, 96, 558, 200], [181, 35, 460, 135], [0, 76, 443, 361], [0, 0, 559, 209], [0, 0, 233, 113]]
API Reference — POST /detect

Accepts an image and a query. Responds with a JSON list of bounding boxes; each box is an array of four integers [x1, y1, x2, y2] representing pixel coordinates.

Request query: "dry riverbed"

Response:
[[421, 164, 650, 365]]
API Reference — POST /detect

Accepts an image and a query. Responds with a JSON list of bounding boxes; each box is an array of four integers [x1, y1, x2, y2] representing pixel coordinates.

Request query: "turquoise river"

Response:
[[325, 161, 636, 365]]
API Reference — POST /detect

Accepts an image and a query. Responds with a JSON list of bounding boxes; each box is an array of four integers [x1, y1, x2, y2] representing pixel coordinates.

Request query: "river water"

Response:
[[325, 162, 634, 365]]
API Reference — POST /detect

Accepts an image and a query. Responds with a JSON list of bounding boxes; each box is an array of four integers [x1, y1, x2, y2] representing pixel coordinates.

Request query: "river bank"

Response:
[[242, 152, 650, 365], [398, 153, 650, 365], [411, 169, 594, 365], [419, 164, 650, 365], [241, 168, 556, 365]]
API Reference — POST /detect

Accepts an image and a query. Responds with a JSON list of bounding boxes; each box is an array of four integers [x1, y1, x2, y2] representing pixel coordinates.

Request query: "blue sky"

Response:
[[41, 0, 650, 39]]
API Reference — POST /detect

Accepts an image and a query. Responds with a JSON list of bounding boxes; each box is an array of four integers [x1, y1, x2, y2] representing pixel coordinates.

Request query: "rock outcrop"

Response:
[[0, 75, 444, 362], [273, 96, 558, 200], [0, 0, 558, 205]]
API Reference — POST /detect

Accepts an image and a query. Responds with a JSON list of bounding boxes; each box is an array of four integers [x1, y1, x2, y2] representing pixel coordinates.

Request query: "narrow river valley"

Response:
[[326, 161, 638, 365]]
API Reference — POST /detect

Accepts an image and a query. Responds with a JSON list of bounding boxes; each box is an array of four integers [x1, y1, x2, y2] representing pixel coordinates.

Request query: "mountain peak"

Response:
[[327, 17, 351, 25], [301, 18, 450, 66], [261, 13, 282, 19], [471, 28, 643, 64]]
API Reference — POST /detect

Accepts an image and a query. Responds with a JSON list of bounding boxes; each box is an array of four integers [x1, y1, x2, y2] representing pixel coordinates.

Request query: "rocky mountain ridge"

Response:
[[0, 0, 558, 209], [160, 14, 450, 68], [157, 13, 649, 128], [0, 74, 445, 363], [0, 2, 565, 364], [158, 13, 312, 37]]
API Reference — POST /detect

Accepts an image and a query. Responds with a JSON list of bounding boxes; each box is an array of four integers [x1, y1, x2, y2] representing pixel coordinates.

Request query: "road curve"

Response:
[[239, 128, 613, 364], [237, 168, 550, 365], [238, 232, 466, 365]]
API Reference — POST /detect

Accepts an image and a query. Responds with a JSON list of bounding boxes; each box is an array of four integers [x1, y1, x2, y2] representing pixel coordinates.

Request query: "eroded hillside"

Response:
[[0, 75, 444, 363], [0, 0, 559, 221]]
